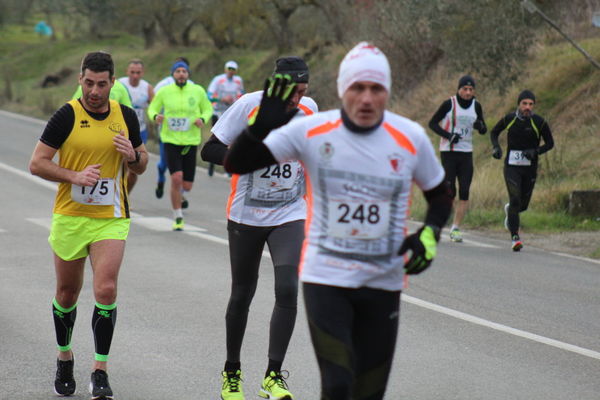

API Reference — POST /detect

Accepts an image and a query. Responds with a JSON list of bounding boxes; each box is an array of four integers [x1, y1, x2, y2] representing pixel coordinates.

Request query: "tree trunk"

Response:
[[142, 20, 157, 49]]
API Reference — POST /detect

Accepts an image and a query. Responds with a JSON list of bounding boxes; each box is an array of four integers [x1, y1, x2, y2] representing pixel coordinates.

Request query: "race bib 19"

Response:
[[71, 179, 115, 205]]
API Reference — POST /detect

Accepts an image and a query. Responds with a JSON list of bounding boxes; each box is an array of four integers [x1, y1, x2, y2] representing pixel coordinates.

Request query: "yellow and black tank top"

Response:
[[48, 99, 138, 218]]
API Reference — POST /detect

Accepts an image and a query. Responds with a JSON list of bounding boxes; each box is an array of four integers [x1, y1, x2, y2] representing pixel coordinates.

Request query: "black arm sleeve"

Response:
[[474, 101, 487, 134], [490, 114, 511, 148], [200, 134, 229, 165], [423, 178, 453, 229], [428, 99, 452, 139], [120, 104, 142, 148], [536, 116, 554, 155], [223, 128, 277, 174], [40, 103, 75, 149]]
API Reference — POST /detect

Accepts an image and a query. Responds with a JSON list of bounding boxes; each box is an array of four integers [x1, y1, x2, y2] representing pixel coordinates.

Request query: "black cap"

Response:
[[274, 56, 309, 83], [458, 75, 476, 89], [518, 89, 536, 104]]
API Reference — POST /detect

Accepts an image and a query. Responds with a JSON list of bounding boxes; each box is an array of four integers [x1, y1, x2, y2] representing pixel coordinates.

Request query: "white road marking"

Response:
[[26, 217, 52, 230], [0, 161, 57, 191], [0, 109, 46, 125], [403, 294, 600, 360]]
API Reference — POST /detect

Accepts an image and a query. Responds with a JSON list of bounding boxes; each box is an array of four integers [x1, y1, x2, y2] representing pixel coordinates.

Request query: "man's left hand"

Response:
[[522, 148, 538, 160], [399, 225, 440, 275], [195, 118, 204, 128]]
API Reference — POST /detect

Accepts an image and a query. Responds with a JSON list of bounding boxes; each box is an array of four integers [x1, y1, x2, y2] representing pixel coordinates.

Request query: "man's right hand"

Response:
[[448, 133, 460, 144], [248, 74, 299, 139], [155, 114, 164, 125], [73, 164, 101, 186], [492, 146, 502, 159]]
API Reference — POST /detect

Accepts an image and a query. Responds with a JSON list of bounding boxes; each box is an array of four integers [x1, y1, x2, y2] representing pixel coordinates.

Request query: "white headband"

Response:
[[337, 42, 391, 98]]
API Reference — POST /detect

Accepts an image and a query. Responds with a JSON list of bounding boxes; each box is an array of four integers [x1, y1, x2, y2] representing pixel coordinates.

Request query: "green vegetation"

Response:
[[1, 1, 599, 256]]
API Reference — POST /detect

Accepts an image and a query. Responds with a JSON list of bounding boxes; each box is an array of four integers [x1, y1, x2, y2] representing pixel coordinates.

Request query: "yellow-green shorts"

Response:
[[49, 214, 130, 261]]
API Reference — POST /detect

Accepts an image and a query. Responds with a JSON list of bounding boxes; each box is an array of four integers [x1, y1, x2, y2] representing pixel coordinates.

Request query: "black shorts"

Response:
[[440, 151, 473, 201], [164, 143, 197, 182]]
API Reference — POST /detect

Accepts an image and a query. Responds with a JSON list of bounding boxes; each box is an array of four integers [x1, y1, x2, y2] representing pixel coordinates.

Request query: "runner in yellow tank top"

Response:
[[29, 51, 148, 400]]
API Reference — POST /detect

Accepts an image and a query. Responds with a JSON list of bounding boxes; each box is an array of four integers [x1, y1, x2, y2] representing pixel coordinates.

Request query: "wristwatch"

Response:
[[127, 150, 141, 165]]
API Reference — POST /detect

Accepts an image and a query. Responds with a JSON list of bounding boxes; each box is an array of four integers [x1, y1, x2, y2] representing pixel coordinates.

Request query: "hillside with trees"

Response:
[[1, 0, 599, 254]]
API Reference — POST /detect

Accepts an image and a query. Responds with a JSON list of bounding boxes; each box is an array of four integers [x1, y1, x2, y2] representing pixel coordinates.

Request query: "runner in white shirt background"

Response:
[[201, 56, 318, 400], [206, 60, 245, 176], [118, 59, 154, 192], [223, 42, 453, 400]]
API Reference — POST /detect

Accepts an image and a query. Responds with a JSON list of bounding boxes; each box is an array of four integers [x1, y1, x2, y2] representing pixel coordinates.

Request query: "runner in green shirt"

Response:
[[147, 60, 213, 230]]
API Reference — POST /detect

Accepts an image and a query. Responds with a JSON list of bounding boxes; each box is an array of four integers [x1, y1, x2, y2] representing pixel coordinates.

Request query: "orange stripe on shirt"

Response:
[[297, 103, 314, 116], [226, 174, 240, 218], [247, 106, 259, 121], [307, 119, 342, 138], [298, 161, 313, 277], [383, 122, 416, 155]]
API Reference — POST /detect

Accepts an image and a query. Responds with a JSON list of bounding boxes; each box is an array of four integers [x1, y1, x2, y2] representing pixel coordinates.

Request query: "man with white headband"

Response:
[[223, 42, 452, 400]]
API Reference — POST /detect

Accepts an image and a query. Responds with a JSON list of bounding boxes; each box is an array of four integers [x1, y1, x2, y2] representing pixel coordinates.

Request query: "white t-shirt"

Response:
[[438, 95, 478, 152], [207, 73, 244, 117], [118, 77, 151, 131], [264, 109, 445, 290], [212, 90, 318, 226]]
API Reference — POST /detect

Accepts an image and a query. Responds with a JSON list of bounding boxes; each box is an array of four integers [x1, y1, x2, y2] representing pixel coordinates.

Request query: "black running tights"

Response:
[[303, 283, 401, 400], [225, 219, 304, 363]]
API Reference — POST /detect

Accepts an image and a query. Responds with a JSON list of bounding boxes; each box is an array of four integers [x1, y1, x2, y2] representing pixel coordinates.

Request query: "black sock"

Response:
[[91, 302, 117, 361], [52, 298, 77, 352], [224, 361, 241, 372], [266, 359, 283, 377]]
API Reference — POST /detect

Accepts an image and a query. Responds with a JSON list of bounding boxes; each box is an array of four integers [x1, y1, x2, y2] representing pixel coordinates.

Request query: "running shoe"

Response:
[[54, 358, 76, 396], [504, 203, 510, 231], [89, 369, 113, 400], [181, 196, 189, 209], [172, 217, 184, 231], [511, 234, 523, 252], [208, 162, 215, 177], [259, 370, 294, 400], [155, 181, 164, 199], [221, 370, 244, 400], [449, 228, 463, 243]]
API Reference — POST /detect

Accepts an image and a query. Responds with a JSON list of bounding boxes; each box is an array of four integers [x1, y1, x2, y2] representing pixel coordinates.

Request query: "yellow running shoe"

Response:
[[259, 370, 293, 400], [449, 228, 463, 243], [221, 370, 244, 400], [172, 217, 184, 231]]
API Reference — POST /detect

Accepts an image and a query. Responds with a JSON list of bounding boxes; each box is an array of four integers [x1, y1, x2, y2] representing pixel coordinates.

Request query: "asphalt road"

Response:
[[1, 110, 599, 400]]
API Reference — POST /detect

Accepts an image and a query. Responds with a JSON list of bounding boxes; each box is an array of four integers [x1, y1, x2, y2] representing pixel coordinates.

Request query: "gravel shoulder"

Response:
[[473, 228, 600, 260]]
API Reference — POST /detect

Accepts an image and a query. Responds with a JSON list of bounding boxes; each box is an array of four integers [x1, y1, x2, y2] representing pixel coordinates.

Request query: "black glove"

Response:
[[448, 133, 460, 144], [247, 74, 299, 139], [398, 225, 440, 275], [522, 148, 538, 160], [473, 119, 487, 134], [492, 146, 502, 159]]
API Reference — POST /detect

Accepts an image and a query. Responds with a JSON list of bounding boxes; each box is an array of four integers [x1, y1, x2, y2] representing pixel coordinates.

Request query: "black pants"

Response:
[[441, 151, 473, 200], [304, 283, 401, 400], [504, 165, 537, 235], [164, 143, 197, 182], [225, 219, 304, 363]]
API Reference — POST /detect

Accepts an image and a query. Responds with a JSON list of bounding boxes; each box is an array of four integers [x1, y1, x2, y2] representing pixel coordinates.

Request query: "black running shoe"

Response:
[[181, 196, 189, 209], [54, 358, 76, 396], [155, 181, 164, 199], [89, 369, 113, 400]]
